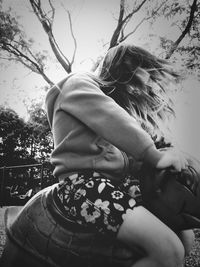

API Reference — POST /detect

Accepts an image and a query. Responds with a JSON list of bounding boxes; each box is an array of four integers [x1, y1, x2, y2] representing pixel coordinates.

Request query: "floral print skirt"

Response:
[[56, 171, 141, 237]]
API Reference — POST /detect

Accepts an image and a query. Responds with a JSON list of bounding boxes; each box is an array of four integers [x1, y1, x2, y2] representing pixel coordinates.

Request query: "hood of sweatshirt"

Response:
[[45, 74, 74, 128], [45, 85, 60, 128]]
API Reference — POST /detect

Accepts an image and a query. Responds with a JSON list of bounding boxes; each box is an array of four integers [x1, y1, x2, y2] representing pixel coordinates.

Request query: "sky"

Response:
[[0, 0, 123, 114], [0, 0, 200, 159], [0, 0, 154, 116]]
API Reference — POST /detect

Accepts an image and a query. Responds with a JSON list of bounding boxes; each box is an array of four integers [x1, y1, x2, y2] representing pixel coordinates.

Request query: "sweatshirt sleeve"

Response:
[[59, 73, 162, 166]]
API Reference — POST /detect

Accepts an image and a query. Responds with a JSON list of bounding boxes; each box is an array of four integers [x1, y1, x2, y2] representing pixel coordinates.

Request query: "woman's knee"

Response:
[[117, 206, 185, 267], [162, 235, 185, 267], [147, 235, 185, 267], [178, 230, 195, 256]]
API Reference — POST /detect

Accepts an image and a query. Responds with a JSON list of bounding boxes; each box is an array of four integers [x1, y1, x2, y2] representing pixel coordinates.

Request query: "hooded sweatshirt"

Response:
[[45, 72, 162, 181]]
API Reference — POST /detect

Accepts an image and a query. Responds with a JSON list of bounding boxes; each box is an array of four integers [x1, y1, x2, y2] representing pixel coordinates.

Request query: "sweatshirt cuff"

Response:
[[143, 144, 163, 167]]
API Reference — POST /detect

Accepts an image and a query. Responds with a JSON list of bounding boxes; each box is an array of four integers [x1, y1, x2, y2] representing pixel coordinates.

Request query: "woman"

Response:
[[44, 43, 192, 267], [1, 43, 194, 267]]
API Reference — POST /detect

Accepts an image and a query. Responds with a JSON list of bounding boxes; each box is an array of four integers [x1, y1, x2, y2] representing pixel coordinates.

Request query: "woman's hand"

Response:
[[156, 148, 188, 172]]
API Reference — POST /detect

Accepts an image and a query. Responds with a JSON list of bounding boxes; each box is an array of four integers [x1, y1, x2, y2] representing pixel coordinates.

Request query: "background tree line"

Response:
[[0, 102, 53, 204], [0, 104, 52, 167]]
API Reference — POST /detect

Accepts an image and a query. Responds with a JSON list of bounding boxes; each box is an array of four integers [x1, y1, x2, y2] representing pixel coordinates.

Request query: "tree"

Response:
[[160, 0, 200, 71], [0, 0, 77, 85], [0, 106, 28, 166], [0, 0, 199, 86], [29, 0, 77, 74], [109, 0, 164, 48], [0, 0, 53, 85], [109, 0, 199, 59], [27, 102, 53, 162], [28, 0, 200, 73], [0, 104, 53, 166], [163, 0, 198, 59]]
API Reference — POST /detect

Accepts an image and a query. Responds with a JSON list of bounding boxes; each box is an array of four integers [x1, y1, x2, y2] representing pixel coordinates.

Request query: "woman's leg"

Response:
[[117, 206, 185, 267], [178, 230, 195, 256], [57, 173, 185, 266]]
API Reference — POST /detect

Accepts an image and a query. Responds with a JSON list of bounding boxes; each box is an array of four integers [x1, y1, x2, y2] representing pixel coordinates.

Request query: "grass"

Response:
[[185, 230, 200, 267], [0, 207, 200, 266], [0, 207, 7, 258]]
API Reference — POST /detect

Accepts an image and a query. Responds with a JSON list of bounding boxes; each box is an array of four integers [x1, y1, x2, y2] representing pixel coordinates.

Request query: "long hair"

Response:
[[97, 43, 180, 139]]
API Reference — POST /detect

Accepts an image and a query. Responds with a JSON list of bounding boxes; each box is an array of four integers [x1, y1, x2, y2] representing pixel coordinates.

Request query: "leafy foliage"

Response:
[[159, 0, 199, 70], [0, 106, 27, 166], [0, 1, 53, 84], [0, 105, 53, 167], [26, 102, 53, 162]]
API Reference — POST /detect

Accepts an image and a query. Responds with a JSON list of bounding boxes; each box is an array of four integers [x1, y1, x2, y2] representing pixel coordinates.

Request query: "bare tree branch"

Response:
[[119, 17, 146, 43], [119, 1, 167, 43], [109, 0, 125, 48], [122, 0, 148, 25], [59, 1, 78, 69], [29, 0, 72, 73], [48, 0, 55, 22], [109, 0, 148, 48], [67, 10, 77, 66], [1, 41, 53, 85], [0, 56, 17, 60], [165, 0, 198, 59]]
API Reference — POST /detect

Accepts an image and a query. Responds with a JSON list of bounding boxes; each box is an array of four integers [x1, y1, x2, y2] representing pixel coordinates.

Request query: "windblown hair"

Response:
[[97, 43, 180, 139]]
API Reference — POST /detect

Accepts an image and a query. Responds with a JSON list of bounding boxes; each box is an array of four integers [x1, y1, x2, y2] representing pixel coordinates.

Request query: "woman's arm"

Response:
[[59, 73, 162, 167]]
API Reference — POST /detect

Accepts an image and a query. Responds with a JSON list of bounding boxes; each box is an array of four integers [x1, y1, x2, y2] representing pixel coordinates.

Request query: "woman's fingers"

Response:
[[156, 149, 188, 172]]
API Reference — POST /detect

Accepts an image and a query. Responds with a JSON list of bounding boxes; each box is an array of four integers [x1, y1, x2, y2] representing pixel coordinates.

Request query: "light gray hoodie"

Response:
[[45, 72, 162, 181]]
